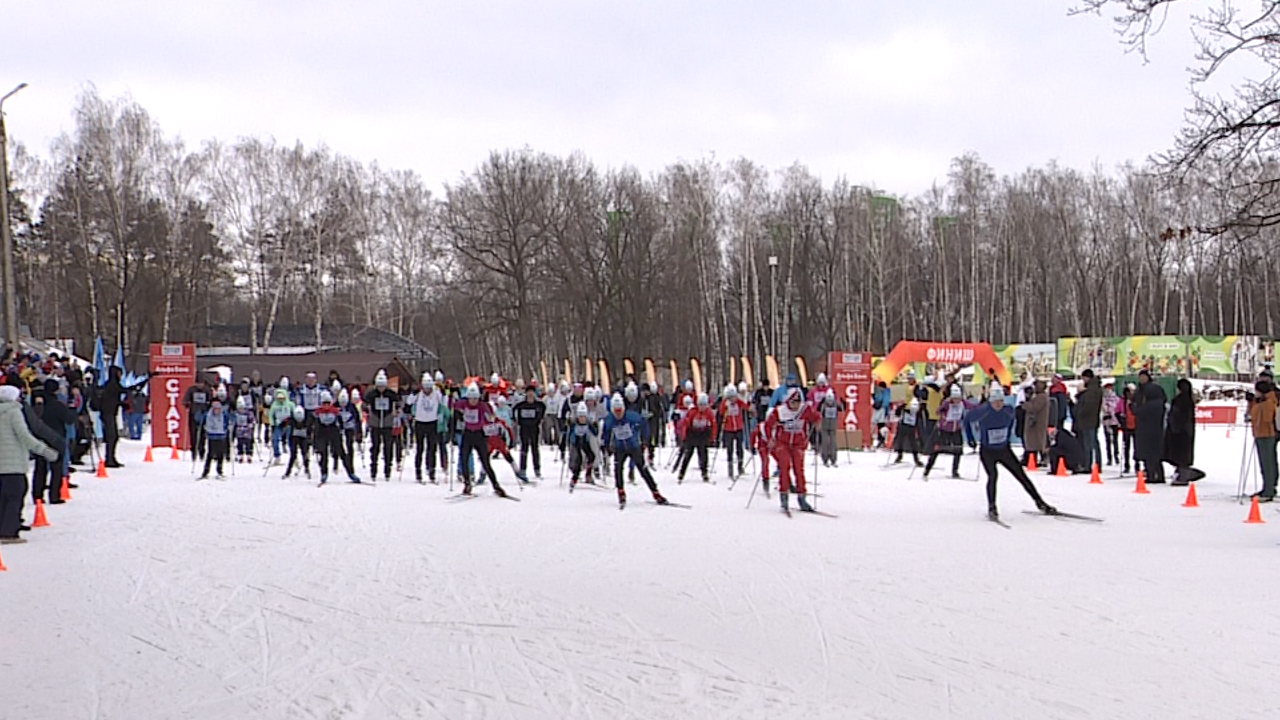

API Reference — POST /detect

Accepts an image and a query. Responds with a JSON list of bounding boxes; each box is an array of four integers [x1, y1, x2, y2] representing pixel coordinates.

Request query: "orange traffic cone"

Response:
[[1134, 470, 1150, 494], [60, 476, 73, 501], [144, 445, 154, 462], [170, 446, 181, 461], [1182, 483, 1199, 508], [0, 546, 7, 572], [96, 460, 108, 479], [32, 499, 50, 527], [1089, 464, 1103, 485], [1245, 496, 1266, 524], [1027, 454, 1038, 471], [1054, 457, 1067, 476]]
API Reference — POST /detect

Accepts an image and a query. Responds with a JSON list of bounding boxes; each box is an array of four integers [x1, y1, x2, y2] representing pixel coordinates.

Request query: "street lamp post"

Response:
[[767, 255, 778, 363], [0, 82, 28, 353]]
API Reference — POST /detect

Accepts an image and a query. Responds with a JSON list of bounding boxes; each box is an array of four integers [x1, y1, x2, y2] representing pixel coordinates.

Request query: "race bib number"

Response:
[[641, 410, 653, 418], [193, 392, 207, 404], [903, 414, 917, 427], [784, 419, 804, 433], [520, 409, 538, 419], [463, 408, 480, 424], [319, 413, 336, 426], [727, 405, 739, 417], [374, 398, 390, 411], [988, 428, 1009, 445], [574, 425, 589, 437], [692, 418, 709, 430], [946, 404, 964, 422], [613, 424, 634, 441], [823, 407, 838, 419], [484, 423, 501, 437]]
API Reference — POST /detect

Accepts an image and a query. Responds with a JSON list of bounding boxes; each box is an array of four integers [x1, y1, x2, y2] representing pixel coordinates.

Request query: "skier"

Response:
[[268, 387, 295, 462], [453, 383, 508, 497], [963, 387, 1057, 522], [484, 398, 529, 484], [182, 376, 212, 461], [809, 373, 834, 407], [366, 370, 399, 481], [676, 393, 717, 483], [893, 398, 925, 466], [566, 401, 601, 490], [872, 380, 891, 449], [639, 383, 663, 465], [513, 385, 546, 480], [314, 390, 361, 483], [602, 393, 668, 508], [816, 392, 844, 467], [200, 398, 231, 479], [763, 387, 821, 513], [923, 385, 971, 479], [719, 384, 750, 478], [750, 414, 772, 494], [409, 373, 443, 483], [558, 382, 586, 462], [234, 395, 255, 462], [282, 405, 312, 480]]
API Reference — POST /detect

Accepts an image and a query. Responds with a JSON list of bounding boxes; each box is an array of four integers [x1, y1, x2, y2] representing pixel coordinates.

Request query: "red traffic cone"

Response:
[[1245, 496, 1266, 524], [144, 445, 154, 462], [1054, 457, 1067, 477], [0, 546, 7, 572], [1182, 483, 1199, 508], [1089, 464, 1103, 485], [170, 446, 181, 461], [96, 460, 108, 479], [60, 476, 73, 501], [32, 499, 50, 527], [1027, 454, 1038, 471], [1134, 470, 1150, 495]]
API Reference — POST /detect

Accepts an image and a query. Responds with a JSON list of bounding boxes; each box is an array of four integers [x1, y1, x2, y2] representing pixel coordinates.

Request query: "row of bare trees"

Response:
[[6, 88, 1279, 381]]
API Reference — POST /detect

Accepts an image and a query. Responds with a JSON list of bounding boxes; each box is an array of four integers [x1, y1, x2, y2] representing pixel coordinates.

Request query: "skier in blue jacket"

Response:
[[963, 386, 1057, 522], [603, 394, 669, 509]]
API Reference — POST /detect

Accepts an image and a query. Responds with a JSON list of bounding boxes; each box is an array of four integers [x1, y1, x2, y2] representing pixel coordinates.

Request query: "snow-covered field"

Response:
[[3, 430, 1277, 720]]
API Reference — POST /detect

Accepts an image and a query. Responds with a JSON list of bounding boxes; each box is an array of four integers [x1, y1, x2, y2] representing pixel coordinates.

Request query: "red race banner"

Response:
[[1194, 405, 1238, 425], [828, 351, 873, 449], [150, 343, 197, 449]]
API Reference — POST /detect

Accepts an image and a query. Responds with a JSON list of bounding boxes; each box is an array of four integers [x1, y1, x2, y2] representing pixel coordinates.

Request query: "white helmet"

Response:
[[280, 376, 290, 390], [611, 393, 625, 411], [375, 370, 388, 388], [575, 401, 589, 417], [422, 372, 432, 386], [817, 372, 828, 386], [292, 406, 306, 422], [684, 380, 693, 392], [495, 394, 507, 406], [725, 385, 738, 399], [352, 389, 362, 403], [737, 381, 748, 395], [683, 395, 694, 408], [824, 392, 836, 405], [625, 383, 638, 401], [951, 385, 962, 398], [585, 387, 599, 402], [331, 379, 341, 394], [490, 372, 501, 386], [236, 396, 249, 411], [306, 372, 317, 381], [908, 398, 920, 411], [559, 381, 570, 393], [434, 370, 445, 383], [697, 392, 709, 407], [215, 385, 227, 400], [466, 383, 481, 400], [320, 390, 333, 404], [338, 389, 350, 406]]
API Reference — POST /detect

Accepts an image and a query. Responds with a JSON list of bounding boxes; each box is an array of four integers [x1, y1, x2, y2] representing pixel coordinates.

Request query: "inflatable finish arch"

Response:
[[871, 341, 1013, 386]]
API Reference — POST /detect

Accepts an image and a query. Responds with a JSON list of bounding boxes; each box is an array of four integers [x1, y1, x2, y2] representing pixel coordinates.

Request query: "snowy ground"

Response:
[[3, 429, 1278, 720]]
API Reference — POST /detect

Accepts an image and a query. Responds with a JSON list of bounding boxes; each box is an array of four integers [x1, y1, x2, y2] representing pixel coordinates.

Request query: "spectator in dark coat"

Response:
[[1133, 381, 1168, 484], [1074, 369, 1104, 470], [34, 379, 76, 504], [1164, 378, 1203, 485]]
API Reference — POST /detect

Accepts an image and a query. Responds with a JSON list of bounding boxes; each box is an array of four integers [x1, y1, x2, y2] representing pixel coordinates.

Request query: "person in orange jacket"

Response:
[[763, 387, 822, 512], [676, 393, 717, 483]]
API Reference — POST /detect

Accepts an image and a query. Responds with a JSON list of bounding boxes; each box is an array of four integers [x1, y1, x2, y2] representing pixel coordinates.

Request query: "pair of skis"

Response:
[[780, 507, 838, 519], [989, 510, 1105, 529]]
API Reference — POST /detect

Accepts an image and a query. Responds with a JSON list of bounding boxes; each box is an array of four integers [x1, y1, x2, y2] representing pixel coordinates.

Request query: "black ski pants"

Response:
[[613, 446, 658, 493], [413, 421, 441, 479], [980, 445, 1047, 509], [0, 473, 27, 538], [370, 427, 394, 478], [518, 425, 541, 475], [460, 430, 502, 490]]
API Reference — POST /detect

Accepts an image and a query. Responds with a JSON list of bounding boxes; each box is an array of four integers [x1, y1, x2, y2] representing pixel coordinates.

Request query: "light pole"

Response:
[[0, 82, 28, 353], [767, 255, 778, 363]]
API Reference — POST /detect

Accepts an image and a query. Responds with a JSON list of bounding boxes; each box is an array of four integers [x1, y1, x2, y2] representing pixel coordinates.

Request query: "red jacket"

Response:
[[720, 398, 749, 433], [764, 403, 821, 450], [679, 407, 717, 437]]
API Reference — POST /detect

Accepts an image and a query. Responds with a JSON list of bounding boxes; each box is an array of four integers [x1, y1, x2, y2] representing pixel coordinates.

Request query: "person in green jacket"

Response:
[[268, 388, 296, 463]]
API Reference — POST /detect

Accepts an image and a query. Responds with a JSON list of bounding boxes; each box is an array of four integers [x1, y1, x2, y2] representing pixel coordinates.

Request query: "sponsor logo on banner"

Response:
[[1194, 406, 1237, 425], [150, 343, 197, 449], [828, 351, 873, 448]]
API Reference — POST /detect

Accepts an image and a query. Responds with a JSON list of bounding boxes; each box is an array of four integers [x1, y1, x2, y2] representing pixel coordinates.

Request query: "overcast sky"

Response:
[[8, 1, 1201, 195]]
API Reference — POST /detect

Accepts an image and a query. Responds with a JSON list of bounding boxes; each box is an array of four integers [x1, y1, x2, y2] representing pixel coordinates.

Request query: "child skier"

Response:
[[963, 387, 1057, 522], [924, 385, 971, 479], [283, 405, 312, 480], [603, 393, 668, 508], [763, 387, 822, 513], [750, 413, 771, 496], [567, 402, 600, 490], [200, 398, 231, 479], [234, 395, 255, 463], [677, 393, 717, 483], [314, 390, 360, 484], [719, 385, 750, 478], [817, 392, 844, 467], [484, 399, 530, 484], [893, 398, 924, 466]]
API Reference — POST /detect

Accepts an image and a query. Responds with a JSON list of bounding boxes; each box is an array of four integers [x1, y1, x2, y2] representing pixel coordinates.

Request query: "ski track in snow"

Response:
[[2, 434, 1280, 719]]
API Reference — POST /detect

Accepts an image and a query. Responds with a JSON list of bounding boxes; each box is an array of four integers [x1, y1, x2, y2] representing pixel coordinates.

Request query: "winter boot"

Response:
[[987, 505, 1000, 522], [462, 478, 474, 496], [797, 494, 814, 513], [319, 472, 328, 484], [1037, 502, 1059, 516], [652, 491, 668, 505], [618, 488, 627, 509], [348, 473, 362, 483], [494, 485, 508, 499], [780, 491, 790, 512]]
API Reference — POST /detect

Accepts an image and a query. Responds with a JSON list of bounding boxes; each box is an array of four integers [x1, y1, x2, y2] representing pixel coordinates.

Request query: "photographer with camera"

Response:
[[1246, 370, 1279, 501]]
